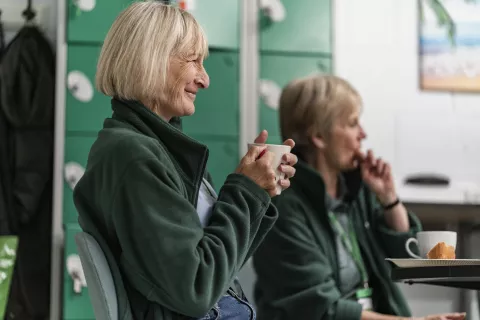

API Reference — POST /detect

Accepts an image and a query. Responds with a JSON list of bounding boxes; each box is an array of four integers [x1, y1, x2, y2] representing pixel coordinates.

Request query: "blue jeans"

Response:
[[198, 288, 256, 320]]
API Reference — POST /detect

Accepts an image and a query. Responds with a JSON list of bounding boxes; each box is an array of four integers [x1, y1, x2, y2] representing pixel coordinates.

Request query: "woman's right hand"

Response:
[[417, 313, 466, 320], [235, 145, 277, 197]]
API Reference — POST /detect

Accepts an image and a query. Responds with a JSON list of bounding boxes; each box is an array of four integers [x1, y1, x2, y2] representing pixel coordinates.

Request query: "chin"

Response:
[[180, 103, 195, 117], [339, 161, 358, 172]]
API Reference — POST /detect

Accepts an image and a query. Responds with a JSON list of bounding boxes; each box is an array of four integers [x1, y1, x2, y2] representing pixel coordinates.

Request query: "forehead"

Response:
[[175, 19, 208, 59], [337, 100, 361, 121]]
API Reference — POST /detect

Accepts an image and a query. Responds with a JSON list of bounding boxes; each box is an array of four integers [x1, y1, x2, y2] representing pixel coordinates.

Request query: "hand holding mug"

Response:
[[414, 312, 466, 320], [236, 130, 297, 197]]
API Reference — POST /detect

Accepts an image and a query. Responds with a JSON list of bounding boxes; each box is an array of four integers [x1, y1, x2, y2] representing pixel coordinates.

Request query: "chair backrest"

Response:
[[75, 232, 118, 320]]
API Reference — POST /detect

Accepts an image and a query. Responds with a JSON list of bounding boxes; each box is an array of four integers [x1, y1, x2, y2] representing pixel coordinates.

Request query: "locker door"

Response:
[[63, 223, 95, 320], [259, 54, 331, 144], [192, 135, 239, 192], [182, 51, 239, 137], [259, 0, 332, 54], [186, 0, 240, 49], [66, 45, 111, 133], [63, 135, 96, 223], [67, 0, 134, 43]]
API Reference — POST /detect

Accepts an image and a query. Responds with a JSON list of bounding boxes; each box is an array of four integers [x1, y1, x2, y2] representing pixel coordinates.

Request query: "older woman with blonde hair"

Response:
[[72, 2, 297, 319], [253, 74, 466, 320]]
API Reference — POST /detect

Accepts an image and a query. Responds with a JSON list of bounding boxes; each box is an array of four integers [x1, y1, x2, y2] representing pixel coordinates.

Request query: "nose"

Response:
[[195, 67, 210, 89], [359, 125, 367, 140]]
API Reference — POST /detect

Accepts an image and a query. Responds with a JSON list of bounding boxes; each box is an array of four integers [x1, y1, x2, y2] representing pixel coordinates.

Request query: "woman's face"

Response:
[[160, 53, 210, 120], [323, 106, 367, 171]]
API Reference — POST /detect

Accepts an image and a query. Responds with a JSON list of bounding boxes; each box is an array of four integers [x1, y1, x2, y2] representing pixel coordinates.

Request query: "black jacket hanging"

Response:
[[0, 23, 55, 320]]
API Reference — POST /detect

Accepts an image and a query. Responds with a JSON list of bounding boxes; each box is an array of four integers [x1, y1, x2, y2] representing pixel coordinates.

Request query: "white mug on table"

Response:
[[405, 231, 457, 259]]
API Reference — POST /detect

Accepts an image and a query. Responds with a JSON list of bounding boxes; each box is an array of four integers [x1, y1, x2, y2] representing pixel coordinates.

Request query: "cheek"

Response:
[[170, 65, 194, 94]]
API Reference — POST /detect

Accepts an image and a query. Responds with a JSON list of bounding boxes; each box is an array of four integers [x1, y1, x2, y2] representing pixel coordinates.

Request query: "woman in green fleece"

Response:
[[253, 75, 466, 320], [72, 2, 297, 320]]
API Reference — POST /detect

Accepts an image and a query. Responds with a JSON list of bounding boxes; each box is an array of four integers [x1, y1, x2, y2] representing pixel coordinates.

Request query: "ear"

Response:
[[311, 135, 326, 150]]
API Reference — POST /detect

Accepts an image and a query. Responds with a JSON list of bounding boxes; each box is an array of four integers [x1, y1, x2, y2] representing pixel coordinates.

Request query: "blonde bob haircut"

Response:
[[279, 74, 362, 158], [96, 1, 208, 104]]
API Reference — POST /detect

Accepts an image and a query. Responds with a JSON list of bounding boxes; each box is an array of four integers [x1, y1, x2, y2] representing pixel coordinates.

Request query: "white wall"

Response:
[[334, 0, 479, 317], [335, 0, 480, 205]]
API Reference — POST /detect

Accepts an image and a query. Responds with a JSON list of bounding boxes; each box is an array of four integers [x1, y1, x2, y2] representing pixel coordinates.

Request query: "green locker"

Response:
[[193, 135, 239, 192], [63, 224, 95, 320], [188, 0, 239, 49], [258, 54, 331, 142], [182, 51, 239, 137], [66, 45, 112, 133], [68, 0, 239, 48], [259, 0, 332, 54], [63, 135, 97, 224], [67, 0, 134, 43]]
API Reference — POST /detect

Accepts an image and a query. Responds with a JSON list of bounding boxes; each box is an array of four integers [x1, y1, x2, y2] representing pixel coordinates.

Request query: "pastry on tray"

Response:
[[427, 242, 456, 259]]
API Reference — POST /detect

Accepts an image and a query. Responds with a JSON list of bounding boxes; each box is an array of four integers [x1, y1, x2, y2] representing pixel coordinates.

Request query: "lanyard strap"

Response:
[[328, 211, 369, 287]]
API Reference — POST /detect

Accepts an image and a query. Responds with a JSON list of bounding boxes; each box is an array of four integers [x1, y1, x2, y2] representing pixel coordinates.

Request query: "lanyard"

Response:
[[328, 211, 369, 287]]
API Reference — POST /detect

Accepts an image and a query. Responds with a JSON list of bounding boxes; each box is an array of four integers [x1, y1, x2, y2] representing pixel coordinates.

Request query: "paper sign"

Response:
[[178, 0, 196, 11], [0, 236, 18, 319]]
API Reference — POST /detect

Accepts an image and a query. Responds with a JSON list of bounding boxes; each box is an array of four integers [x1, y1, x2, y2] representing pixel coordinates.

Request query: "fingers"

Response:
[[361, 149, 391, 177], [282, 138, 295, 149], [366, 150, 375, 167], [254, 130, 269, 144], [244, 145, 267, 163], [279, 178, 291, 190], [282, 152, 298, 166], [279, 164, 296, 179], [257, 149, 275, 167], [444, 313, 467, 320], [382, 163, 391, 179], [428, 312, 466, 320], [376, 158, 385, 175]]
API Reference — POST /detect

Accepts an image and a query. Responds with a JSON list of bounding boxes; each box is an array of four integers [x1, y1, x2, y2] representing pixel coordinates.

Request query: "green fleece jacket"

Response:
[[253, 161, 422, 320], [73, 99, 278, 319]]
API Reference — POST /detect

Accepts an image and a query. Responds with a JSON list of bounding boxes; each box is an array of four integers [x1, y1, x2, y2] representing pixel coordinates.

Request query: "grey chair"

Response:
[[75, 232, 118, 320]]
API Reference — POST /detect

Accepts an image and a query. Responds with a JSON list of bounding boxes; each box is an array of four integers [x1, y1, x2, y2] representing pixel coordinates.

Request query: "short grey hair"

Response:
[[96, 1, 208, 105], [279, 74, 362, 159]]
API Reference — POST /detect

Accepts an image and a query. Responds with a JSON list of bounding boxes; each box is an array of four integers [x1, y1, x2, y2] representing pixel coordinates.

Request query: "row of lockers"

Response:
[[68, 0, 332, 54], [65, 45, 331, 136]]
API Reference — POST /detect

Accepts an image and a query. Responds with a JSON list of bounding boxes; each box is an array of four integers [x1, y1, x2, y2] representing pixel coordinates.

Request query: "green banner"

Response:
[[0, 236, 18, 319]]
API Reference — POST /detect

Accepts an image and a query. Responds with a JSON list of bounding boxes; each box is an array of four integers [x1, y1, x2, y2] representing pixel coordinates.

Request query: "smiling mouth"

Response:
[[185, 91, 197, 100]]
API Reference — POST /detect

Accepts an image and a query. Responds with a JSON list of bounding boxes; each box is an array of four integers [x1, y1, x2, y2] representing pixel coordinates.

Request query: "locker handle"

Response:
[[67, 254, 87, 295], [318, 61, 328, 72], [67, 70, 94, 103], [259, 79, 281, 111], [64, 162, 86, 190], [72, 0, 97, 14], [259, 0, 286, 22]]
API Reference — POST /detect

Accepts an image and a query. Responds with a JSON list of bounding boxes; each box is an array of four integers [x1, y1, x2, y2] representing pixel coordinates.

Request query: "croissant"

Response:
[[427, 242, 456, 259]]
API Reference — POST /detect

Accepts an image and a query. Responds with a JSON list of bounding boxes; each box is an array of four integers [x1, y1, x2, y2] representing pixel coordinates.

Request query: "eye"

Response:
[[188, 56, 199, 62]]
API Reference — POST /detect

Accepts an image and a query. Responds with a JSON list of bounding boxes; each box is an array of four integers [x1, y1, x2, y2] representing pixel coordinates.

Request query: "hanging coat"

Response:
[[0, 25, 55, 320]]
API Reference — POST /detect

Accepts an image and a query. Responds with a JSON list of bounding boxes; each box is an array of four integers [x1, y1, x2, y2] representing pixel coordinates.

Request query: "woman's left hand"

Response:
[[360, 149, 396, 205], [278, 139, 297, 190], [254, 130, 298, 191]]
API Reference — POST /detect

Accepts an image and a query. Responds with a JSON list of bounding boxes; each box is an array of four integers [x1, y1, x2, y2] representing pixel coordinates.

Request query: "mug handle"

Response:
[[405, 238, 422, 259]]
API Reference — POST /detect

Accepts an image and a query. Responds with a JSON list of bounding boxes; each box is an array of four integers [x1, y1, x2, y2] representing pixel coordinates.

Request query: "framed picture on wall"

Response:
[[419, 0, 480, 93]]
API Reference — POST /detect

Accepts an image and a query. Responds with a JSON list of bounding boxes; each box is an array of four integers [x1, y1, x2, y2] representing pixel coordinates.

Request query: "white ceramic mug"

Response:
[[405, 231, 457, 259], [247, 143, 292, 195]]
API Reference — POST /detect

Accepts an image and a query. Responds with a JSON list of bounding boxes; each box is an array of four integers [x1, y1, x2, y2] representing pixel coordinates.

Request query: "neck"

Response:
[[312, 155, 339, 199], [142, 100, 172, 122]]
